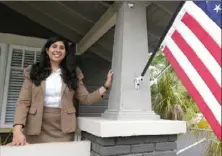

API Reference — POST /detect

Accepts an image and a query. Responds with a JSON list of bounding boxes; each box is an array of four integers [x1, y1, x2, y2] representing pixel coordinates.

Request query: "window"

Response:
[[0, 45, 41, 128]]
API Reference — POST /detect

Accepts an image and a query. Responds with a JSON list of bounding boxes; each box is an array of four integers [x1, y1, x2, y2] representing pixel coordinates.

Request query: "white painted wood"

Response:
[[1, 44, 41, 128], [1, 45, 14, 128], [0, 33, 46, 48], [1, 141, 91, 156], [101, 2, 160, 120], [0, 43, 8, 123], [78, 117, 187, 137]]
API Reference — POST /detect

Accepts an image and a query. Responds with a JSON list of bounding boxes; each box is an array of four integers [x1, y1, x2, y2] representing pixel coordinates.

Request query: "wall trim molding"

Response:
[[0, 33, 46, 48]]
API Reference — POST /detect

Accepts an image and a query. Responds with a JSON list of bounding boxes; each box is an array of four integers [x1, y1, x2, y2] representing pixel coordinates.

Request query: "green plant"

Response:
[[149, 51, 198, 121], [205, 140, 221, 156], [149, 52, 221, 156], [152, 72, 180, 119], [0, 130, 13, 145], [151, 69, 198, 121]]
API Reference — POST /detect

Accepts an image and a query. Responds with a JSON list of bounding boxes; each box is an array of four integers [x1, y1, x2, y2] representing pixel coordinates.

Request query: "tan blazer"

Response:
[[13, 65, 101, 135]]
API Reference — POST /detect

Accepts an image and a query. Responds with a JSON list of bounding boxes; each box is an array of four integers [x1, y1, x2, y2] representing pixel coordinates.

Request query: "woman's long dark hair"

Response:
[[30, 36, 77, 90]]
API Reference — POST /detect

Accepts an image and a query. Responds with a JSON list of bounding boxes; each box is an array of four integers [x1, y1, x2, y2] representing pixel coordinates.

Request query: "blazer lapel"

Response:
[[41, 80, 46, 94]]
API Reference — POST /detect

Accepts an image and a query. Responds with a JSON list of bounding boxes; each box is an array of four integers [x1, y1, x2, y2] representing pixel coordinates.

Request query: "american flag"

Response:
[[161, 1, 221, 141]]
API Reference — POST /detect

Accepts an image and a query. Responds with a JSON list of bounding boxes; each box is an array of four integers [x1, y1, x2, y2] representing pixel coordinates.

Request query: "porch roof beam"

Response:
[[77, 2, 152, 55], [76, 2, 120, 55]]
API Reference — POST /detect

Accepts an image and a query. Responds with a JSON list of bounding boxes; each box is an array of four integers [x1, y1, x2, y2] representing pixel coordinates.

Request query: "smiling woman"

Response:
[[47, 41, 66, 66], [11, 36, 113, 145]]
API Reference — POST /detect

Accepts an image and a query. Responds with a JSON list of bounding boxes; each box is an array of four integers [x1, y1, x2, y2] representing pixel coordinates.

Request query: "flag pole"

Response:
[[141, 1, 185, 77], [134, 1, 185, 90], [150, 64, 171, 86]]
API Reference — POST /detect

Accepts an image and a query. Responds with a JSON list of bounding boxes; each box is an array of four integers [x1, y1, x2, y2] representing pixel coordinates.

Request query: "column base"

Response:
[[77, 117, 186, 137], [101, 110, 160, 120], [82, 132, 178, 156]]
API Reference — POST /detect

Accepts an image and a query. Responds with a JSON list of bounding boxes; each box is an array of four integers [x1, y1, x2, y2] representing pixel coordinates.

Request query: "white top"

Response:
[[44, 69, 62, 108]]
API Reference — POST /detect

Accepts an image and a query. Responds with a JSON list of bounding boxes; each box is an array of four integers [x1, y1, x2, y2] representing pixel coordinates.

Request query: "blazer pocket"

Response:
[[65, 107, 76, 114], [28, 108, 37, 115]]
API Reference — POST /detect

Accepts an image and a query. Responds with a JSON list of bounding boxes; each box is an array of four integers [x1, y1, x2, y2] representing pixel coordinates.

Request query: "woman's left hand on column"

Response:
[[105, 69, 114, 89]]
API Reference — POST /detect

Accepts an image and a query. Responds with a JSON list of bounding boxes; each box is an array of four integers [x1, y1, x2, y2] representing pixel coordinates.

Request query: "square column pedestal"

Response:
[[78, 117, 186, 156]]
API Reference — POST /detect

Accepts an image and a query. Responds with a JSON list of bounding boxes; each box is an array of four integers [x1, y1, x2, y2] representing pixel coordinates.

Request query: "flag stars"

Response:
[[214, 4, 221, 13]]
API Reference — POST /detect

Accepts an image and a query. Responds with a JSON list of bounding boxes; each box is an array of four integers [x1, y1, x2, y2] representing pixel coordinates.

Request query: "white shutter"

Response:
[[1, 45, 41, 127]]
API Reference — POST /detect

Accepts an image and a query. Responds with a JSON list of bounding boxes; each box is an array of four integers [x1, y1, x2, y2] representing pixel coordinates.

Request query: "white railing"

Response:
[[0, 141, 91, 156]]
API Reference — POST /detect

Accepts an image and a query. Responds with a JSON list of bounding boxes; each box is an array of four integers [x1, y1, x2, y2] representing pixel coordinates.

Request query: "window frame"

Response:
[[0, 44, 41, 128], [0, 43, 8, 127]]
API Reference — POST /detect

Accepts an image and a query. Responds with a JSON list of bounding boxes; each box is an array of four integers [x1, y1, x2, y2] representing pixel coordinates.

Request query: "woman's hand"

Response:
[[104, 69, 114, 88], [98, 70, 114, 96], [12, 125, 27, 146]]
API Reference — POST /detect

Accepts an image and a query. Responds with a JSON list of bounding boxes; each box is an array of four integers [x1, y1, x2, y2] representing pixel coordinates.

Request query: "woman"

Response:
[[11, 36, 113, 145]]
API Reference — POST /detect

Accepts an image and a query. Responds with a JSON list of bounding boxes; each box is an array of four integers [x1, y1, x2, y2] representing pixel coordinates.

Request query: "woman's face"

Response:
[[47, 41, 66, 63]]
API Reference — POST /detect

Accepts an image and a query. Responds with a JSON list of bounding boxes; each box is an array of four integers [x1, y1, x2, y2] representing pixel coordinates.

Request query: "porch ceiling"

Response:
[[1, 1, 181, 62]]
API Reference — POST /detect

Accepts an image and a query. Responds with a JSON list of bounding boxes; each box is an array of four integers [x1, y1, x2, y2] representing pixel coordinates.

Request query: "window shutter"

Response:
[[1, 45, 41, 127]]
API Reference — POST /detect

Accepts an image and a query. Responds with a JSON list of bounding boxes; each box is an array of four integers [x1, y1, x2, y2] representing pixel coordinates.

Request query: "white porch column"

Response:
[[102, 2, 159, 120], [78, 4, 186, 155]]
